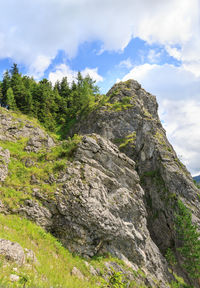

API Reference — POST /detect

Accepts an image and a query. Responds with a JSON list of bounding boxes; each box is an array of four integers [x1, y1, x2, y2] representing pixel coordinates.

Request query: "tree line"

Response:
[[0, 64, 100, 134]]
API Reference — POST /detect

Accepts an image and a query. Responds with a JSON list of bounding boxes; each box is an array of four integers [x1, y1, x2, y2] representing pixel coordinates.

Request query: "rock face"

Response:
[[53, 135, 171, 284], [0, 109, 54, 151], [69, 80, 200, 285], [70, 80, 200, 251], [17, 134, 171, 286]]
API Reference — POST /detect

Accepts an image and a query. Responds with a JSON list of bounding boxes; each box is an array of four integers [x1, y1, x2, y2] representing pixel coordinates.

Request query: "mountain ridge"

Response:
[[193, 175, 200, 183]]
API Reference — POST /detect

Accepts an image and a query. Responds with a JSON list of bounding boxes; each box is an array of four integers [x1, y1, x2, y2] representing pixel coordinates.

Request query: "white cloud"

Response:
[[166, 46, 182, 61], [161, 99, 200, 175], [49, 64, 77, 85], [81, 67, 103, 82], [119, 58, 133, 69], [0, 0, 199, 76], [49, 64, 103, 85], [122, 63, 158, 83], [182, 62, 200, 77], [29, 55, 53, 79], [147, 49, 161, 63], [121, 63, 200, 175]]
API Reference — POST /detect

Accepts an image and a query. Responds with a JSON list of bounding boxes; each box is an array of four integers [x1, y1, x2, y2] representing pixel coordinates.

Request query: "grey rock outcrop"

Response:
[[0, 110, 54, 152], [20, 134, 171, 286], [69, 80, 200, 251], [19, 199, 52, 228], [0, 239, 25, 265], [71, 267, 85, 280], [0, 239, 37, 266], [68, 80, 200, 286], [0, 146, 10, 181]]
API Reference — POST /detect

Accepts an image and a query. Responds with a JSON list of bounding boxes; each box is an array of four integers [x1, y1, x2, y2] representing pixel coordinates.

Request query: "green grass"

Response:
[[0, 215, 154, 288], [118, 132, 136, 150], [0, 107, 41, 129], [170, 271, 192, 288], [0, 214, 102, 288], [0, 134, 82, 209]]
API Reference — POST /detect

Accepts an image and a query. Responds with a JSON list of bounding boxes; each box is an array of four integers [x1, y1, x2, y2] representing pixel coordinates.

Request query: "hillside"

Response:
[[194, 175, 200, 184], [0, 79, 199, 287]]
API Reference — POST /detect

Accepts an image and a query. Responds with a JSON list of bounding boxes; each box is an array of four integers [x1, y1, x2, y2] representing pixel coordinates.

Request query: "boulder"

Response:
[[0, 239, 25, 265]]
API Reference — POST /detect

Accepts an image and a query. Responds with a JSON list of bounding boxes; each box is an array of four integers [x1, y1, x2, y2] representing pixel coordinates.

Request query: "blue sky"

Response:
[[0, 0, 200, 175], [0, 38, 181, 93]]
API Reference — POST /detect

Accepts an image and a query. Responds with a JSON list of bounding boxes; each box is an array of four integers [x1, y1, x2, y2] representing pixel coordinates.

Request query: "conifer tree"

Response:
[[0, 84, 3, 105], [0, 65, 101, 136], [175, 200, 200, 279], [10, 63, 19, 76], [6, 87, 17, 110], [2, 70, 11, 105]]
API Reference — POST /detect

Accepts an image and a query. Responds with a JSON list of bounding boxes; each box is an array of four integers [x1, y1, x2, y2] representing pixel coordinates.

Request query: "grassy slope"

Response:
[[0, 214, 152, 288], [0, 214, 100, 288]]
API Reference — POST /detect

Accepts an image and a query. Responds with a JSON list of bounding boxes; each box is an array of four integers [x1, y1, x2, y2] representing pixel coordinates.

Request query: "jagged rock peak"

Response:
[[69, 79, 200, 287], [107, 79, 141, 100]]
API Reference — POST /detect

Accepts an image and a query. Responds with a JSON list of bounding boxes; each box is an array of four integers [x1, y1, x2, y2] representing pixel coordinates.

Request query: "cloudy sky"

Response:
[[0, 0, 200, 175]]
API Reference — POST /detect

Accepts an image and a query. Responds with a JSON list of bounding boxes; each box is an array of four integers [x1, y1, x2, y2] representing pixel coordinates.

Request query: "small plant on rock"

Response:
[[101, 269, 127, 288]]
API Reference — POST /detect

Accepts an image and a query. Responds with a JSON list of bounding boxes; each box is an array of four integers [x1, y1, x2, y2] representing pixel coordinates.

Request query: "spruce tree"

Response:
[[175, 200, 200, 279], [0, 65, 101, 136], [0, 84, 3, 105], [6, 87, 17, 110], [10, 63, 19, 76], [2, 70, 11, 105]]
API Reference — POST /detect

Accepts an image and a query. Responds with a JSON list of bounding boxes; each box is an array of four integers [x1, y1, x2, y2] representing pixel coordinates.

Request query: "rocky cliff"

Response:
[[69, 79, 200, 286], [0, 81, 199, 287]]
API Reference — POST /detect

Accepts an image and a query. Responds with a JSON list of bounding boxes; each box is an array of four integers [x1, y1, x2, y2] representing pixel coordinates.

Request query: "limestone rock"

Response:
[[22, 134, 171, 286], [24, 248, 38, 264], [0, 146, 10, 181], [19, 199, 52, 228], [71, 267, 84, 280], [68, 79, 200, 285], [84, 261, 99, 276], [0, 239, 25, 265], [0, 200, 6, 213], [24, 158, 35, 167], [25, 133, 54, 153], [0, 110, 55, 151], [0, 239, 38, 268], [10, 274, 20, 282], [69, 79, 200, 252]]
